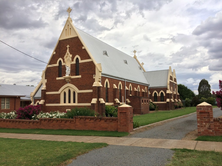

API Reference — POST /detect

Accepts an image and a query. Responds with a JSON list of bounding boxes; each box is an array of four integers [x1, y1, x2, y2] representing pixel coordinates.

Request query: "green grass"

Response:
[[0, 137, 107, 166], [0, 128, 128, 137], [167, 149, 222, 166], [134, 107, 196, 127], [196, 136, 222, 142]]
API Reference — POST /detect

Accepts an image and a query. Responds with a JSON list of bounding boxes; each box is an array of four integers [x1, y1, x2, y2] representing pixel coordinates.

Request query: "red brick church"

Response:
[[31, 8, 180, 114]]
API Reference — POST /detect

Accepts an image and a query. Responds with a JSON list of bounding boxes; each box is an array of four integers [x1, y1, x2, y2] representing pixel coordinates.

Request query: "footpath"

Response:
[[1, 132, 222, 152]]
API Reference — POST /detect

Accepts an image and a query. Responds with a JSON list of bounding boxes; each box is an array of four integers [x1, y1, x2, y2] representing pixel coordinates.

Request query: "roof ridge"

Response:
[[145, 69, 168, 72]]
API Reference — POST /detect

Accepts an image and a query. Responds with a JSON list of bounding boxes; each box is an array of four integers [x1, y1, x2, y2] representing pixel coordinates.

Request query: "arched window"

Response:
[[64, 92, 66, 103], [73, 91, 76, 103], [154, 92, 157, 101], [130, 86, 132, 95], [105, 82, 108, 102], [160, 92, 164, 101], [76, 58, 79, 75], [58, 60, 62, 77], [119, 84, 122, 102], [68, 89, 71, 103]]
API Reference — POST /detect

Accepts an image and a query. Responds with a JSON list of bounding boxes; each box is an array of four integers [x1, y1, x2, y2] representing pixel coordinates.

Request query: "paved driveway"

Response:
[[68, 108, 222, 166]]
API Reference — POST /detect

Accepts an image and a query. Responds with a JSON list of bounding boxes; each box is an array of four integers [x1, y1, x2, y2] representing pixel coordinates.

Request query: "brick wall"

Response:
[[0, 97, 20, 113], [197, 102, 222, 136], [0, 104, 133, 132]]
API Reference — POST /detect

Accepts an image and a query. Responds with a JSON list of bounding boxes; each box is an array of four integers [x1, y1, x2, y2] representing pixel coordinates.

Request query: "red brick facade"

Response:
[[197, 103, 222, 136], [0, 97, 20, 113], [37, 35, 150, 115]]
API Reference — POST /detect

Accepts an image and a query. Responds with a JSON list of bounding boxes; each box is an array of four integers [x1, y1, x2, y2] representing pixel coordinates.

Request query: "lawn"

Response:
[[196, 136, 222, 142], [134, 107, 196, 127], [0, 138, 107, 166], [167, 149, 222, 166], [0, 128, 129, 137]]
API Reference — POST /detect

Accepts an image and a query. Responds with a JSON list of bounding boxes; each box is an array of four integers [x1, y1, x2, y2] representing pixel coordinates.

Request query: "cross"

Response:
[[67, 7, 72, 17]]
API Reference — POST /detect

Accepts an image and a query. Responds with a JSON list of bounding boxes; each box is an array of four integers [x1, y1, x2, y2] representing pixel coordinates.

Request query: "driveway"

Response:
[[68, 108, 222, 166]]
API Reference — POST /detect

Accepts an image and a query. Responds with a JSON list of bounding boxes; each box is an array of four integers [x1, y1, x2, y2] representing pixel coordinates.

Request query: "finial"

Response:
[[67, 7, 72, 17], [133, 50, 136, 56]]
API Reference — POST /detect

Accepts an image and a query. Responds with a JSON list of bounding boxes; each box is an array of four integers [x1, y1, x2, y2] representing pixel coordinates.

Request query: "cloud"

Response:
[[0, 0, 47, 30]]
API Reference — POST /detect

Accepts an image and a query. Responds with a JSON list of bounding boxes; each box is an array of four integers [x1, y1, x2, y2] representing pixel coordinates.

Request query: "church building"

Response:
[[31, 8, 180, 115]]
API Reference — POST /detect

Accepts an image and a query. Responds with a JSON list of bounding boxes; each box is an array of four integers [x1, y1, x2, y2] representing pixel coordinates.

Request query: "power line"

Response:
[[0, 39, 48, 64]]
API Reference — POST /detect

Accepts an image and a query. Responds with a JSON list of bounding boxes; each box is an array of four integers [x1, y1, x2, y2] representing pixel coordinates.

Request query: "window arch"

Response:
[[105, 82, 108, 102], [58, 60, 62, 77], [61, 88, 77, 104], [76, 58, 79, 75], [154, 92, 158, 101], [129, 84, 132, 95], [160, 92, 164, 101]]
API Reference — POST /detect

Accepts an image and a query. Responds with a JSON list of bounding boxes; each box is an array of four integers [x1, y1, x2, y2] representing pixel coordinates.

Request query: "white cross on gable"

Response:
[[67, 7, 72, 17]]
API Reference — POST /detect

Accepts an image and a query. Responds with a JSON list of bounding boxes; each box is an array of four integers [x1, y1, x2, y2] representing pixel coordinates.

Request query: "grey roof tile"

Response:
[[0, 84, 35, 100], [76, 28, 148, 85], [143, 70, 169, 87]]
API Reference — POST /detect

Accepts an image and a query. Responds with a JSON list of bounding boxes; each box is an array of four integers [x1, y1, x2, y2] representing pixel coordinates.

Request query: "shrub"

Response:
[[174, 102, 179, 109], [0, 111, 17, 119], [191, 96, 200, 106], [206, 97, 216, 105], [133, 121, 140, 128], [185, 98, 191, 107], [149, 102, 156, 110], [178, 101, 183, 108], [200, 97, 207, 103], [33, 111, 66, 120], [105, 105, 118, 117], [16, 105, 41, 120], [63, 107, 96, 118]]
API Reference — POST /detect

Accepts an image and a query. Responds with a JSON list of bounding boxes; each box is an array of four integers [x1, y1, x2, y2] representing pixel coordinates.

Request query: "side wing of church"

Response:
[[31, 8, 180, 114]]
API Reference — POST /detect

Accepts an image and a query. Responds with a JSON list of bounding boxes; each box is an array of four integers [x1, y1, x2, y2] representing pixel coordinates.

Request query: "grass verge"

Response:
[[0, 137, 107, 166], [196, 136, 222, 142], [0, 128, 128, 137], [167, 149, 222, 166], [134, 107, 196, 127]]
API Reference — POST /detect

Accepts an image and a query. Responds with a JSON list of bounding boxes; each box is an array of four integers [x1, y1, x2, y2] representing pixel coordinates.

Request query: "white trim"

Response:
[[118, 82, 123, 89], [152, 90, 158, 96], [105, 102, 114, 105], [104, 79, 110, 88], [153, 102, 167, 104], [46, 89, 92, 95], [48, 58, 92, 68], [56, 75, 81, 80], [71, 75, 81, 78], [46, 103, 91, 106], [159, 90, 166, 96]]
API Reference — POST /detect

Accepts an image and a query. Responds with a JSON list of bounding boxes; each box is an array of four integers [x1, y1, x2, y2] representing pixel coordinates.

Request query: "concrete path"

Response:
[[1, 133, 222, 152]]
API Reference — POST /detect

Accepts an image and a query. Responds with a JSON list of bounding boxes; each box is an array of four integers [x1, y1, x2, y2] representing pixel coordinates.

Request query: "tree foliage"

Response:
[[213, 80, 222, 109], [178, 84, 195, 100], [198, 79, 211, 98]]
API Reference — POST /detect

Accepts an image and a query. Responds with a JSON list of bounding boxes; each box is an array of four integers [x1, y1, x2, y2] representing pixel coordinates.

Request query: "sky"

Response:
[[0, 0, 222, 94]]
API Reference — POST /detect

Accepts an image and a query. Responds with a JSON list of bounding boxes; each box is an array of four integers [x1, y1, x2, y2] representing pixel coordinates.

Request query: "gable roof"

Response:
[[0, 84, 35, 100], [55, 15, 148, 85], [76, 29, 148, 84], [143, 70, 169, 88]]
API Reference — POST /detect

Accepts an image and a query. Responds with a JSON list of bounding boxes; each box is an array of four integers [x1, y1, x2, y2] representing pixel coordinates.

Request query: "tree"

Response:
[[213, 80, 222, 109], [178, 84, 195, 100], [198, 79, 211, 98]]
